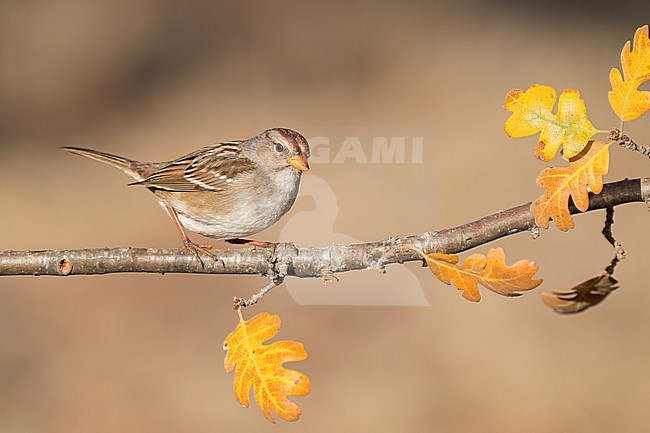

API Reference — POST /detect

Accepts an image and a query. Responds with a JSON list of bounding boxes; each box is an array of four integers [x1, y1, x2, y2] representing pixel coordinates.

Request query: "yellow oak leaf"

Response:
[[531, 140, 610, 231], [416, 247, 542, 302], [223, 311, 310, 423], [503, 84, 601, 161], [608, 25, 650, 122]]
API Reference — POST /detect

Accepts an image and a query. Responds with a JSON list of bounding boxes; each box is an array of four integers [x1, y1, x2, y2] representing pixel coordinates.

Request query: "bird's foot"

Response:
[[182, 238, 221, 267]]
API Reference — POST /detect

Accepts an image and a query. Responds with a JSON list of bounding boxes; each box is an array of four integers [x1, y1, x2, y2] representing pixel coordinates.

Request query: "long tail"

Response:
[[62, 147, 151, 182]]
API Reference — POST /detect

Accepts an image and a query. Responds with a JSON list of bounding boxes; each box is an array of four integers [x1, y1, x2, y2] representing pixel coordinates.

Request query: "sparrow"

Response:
[[63, 127, 310, 261]]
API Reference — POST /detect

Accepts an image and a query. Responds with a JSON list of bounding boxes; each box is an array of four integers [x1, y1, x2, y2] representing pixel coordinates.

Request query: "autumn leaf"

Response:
[[541, 274, 619, 314], [608, 25, 650, 122], [414, 247, 542, 302], [531, 140, 610, 231], [503, 84, 602, 161], [223, 311, 310, 423]]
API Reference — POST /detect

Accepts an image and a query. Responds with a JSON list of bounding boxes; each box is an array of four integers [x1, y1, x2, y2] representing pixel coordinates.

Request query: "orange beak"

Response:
[[286, 155, 310, 171]]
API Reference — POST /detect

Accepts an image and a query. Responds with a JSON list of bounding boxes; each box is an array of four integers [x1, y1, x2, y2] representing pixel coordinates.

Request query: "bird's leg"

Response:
[[225, 238, 275, 248], [164, 205, 219, 264]]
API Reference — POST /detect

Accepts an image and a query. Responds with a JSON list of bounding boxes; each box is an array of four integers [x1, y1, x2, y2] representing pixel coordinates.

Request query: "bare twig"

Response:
[[609, 129, 650, 158], [602, 207, 626, 266], [541, 204, 629, 315], [234, 277, 285, 309], [1, 178, 648, 278]]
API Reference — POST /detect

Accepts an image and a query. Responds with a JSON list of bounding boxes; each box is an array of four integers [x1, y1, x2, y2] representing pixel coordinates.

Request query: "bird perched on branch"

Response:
[[64, 128, 311, 262]]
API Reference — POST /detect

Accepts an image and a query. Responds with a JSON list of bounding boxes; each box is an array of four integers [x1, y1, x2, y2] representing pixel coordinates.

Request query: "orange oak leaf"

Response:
[[415, 247, 542, 302], [503, 84, 602, 161], [223, 311, 310, 423], [530, 140, 610, 231], [608, 25, 650, 122]]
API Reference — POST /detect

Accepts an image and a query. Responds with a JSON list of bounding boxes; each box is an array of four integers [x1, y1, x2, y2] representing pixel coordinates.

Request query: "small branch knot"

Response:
[[529, 225, 541, 240], [270, 242, 298, 279], [58, 257, 73, 275]]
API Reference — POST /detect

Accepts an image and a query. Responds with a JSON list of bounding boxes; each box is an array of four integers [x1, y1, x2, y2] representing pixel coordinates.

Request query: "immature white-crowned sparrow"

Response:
[[63, 128, 310, 260]]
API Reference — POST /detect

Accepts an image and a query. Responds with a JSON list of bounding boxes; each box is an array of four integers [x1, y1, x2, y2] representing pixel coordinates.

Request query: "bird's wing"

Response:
[[130, 142, 255, 192]]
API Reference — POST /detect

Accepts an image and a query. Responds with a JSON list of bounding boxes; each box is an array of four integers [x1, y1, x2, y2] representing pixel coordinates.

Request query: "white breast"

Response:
[[166, 170, 302, 239]]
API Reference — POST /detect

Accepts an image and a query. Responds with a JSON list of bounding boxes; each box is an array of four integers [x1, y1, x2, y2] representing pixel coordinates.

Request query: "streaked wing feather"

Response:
[[185, 143, 254, 190], [130, 161, 194, 191], [130, 142, 253, 192]]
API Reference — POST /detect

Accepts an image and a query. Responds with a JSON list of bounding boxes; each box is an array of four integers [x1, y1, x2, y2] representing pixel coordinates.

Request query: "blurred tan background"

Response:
[[2, 1, 650, 432]]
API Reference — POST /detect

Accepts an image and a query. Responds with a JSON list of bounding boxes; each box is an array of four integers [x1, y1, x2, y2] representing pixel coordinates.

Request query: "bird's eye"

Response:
[[274, 142, 284, 153]]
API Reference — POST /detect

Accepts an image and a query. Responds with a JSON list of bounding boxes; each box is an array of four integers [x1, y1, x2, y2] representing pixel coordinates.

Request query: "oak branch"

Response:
[[1, 178, 648, 279]]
